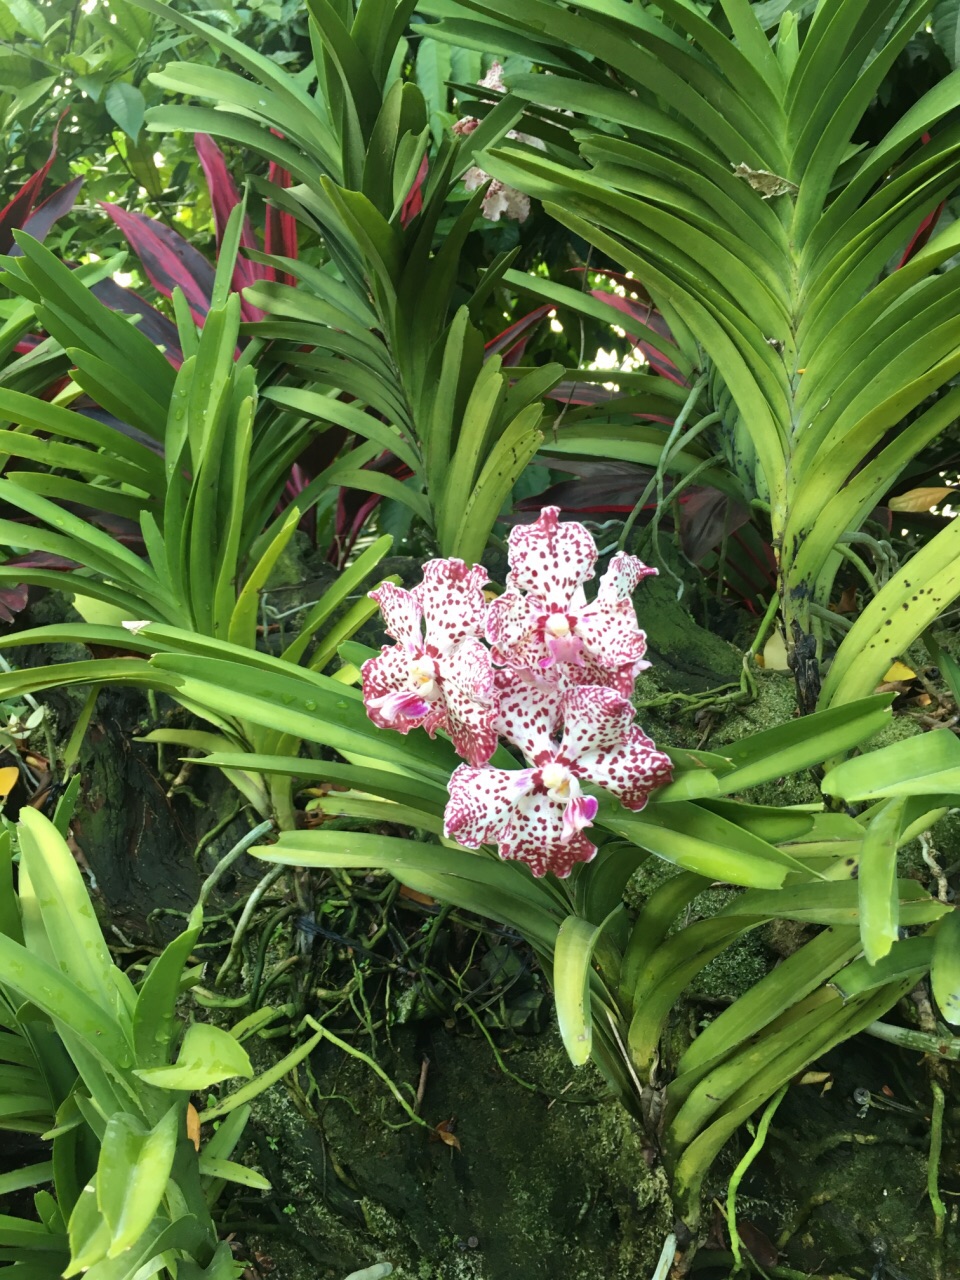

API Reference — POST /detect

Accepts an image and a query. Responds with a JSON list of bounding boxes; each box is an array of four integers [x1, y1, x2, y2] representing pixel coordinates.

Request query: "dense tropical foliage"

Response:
[[0, 1, 959, 1277]]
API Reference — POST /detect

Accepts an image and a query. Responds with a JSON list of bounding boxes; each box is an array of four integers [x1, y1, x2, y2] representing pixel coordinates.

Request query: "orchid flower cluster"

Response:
[[453, 62, 546, 223], [361, 508, 673, 878]]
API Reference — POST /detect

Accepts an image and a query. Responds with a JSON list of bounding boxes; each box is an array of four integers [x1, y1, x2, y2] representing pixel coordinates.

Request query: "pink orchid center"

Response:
[[540, 761, 574, 799], [544, 612, 574, 638], [408, 654, 440, 700]]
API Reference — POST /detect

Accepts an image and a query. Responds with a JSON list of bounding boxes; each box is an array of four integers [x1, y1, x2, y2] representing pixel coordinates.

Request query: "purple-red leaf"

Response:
[[331, 452, 413, 567], [90, 277, 184, 366], [516, 459, 653, 517], [264, 161, 297, 287], [0, 112, 67, 254], [193, 133, 266, 318], [100, 201, 216, 325], [400, 155, 428, 228], [0, 550, 80, 622], [485, 305, 550, 365], [14, 177, 84, 251], [677, 488, 751, 564], [0, 584, 28, 624], [588, 289, 687, 386]]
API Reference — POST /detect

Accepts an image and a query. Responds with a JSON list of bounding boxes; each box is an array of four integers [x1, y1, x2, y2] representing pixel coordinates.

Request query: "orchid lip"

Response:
[[544, 612, 573, 638], [540, 761, 574, 798]]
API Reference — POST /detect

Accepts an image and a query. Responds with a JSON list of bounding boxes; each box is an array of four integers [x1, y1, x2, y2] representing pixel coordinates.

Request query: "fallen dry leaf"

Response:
[[432, 1118, 462, 1152]]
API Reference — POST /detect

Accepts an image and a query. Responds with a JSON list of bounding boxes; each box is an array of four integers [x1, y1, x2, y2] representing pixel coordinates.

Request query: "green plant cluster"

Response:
[[0, 0, 958, 1270]]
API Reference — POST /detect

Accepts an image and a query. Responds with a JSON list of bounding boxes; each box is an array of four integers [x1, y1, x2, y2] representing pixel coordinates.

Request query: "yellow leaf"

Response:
[[0, 766, 18, 803], [761, 629, 790, 671], [883, 661, 916, 682], [798, 1070, 831, 1086], [186, 1103, 201, 1152], [888, 486, 954, 513]]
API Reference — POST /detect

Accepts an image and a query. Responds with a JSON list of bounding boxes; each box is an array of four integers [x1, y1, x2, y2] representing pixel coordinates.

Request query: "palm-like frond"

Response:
[[424, 0, 960, 701]]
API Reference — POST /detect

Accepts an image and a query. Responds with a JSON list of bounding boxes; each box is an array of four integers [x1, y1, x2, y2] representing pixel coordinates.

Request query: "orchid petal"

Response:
[[415, 558, 489, 651], [576, 727, 673, 811], [369, 581, 421, 648], [558, 685, 636, 761], [567, 651, 645, 699], [494, 668, 562, 764], [485, 589, 545, 669], [595, 552, 657, 604], [444, 765, 517, 847], [433, 637, 499, 766], [506, 507, 597, 606], [361, 645, 429, 733], [500, 791, 597, 878], [559, 685, 672, 810]]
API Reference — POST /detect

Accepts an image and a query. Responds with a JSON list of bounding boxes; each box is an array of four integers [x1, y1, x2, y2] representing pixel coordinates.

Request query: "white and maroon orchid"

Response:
[[453, 62, 545, 223], [362, 511, 672, 878], [361, 559, 498, 766], [486, 507, 657, 696], [443, 684, 673, 878]]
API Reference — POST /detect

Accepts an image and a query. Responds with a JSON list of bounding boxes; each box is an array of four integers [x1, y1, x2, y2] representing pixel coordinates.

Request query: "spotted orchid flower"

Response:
[[485, 507, 657, 696], [361, 559, 498, 766], [444, 683, 673, 878]]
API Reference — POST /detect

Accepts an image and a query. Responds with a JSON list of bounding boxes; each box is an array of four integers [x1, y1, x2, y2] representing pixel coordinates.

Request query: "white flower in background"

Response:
[[454, 62, 545, 223]]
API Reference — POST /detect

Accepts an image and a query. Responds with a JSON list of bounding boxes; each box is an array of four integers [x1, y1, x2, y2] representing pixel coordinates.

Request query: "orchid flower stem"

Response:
[[726, 1083, 789, 1272], [929, 1080, 947, 1238], [748, 592, 782, 660]]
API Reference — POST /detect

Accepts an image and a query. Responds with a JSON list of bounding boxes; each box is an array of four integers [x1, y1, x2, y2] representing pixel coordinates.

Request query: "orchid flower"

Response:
[[444, 683, 673, 878], [361, 559, 498, 766], [486, 507, 656, 695], [453, 62, 545, 223]]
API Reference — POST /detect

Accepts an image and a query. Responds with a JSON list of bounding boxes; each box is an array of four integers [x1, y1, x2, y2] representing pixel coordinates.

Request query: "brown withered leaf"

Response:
[[737, 1220, 779, 1269], [431, 1118, 462, 1152], [399, 885, 438, 907]]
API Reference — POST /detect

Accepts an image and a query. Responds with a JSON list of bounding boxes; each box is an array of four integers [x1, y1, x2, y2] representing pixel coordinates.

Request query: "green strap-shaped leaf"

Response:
[[134, 1023, 253, 1091], [931, 909, 960, 1025], [97, 1107, 179, 1259], [553, 911, 621, 1066]]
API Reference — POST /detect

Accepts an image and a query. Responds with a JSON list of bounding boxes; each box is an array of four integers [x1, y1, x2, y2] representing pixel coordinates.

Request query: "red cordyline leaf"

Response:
[[898, 134, 944, 267], [331, 452, 413, 567], [0, 110, 69, 254], [12, 176, 84, 252], [400, 155, 428, 228], [100, 201, 216, 326], [193, 133, 267, 320], [90, 277, 183, 366], [265, 128, 298, 287], [0, 551, 79, 624], [0, 584, 28, 624], [485, 305, 551, 365]]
